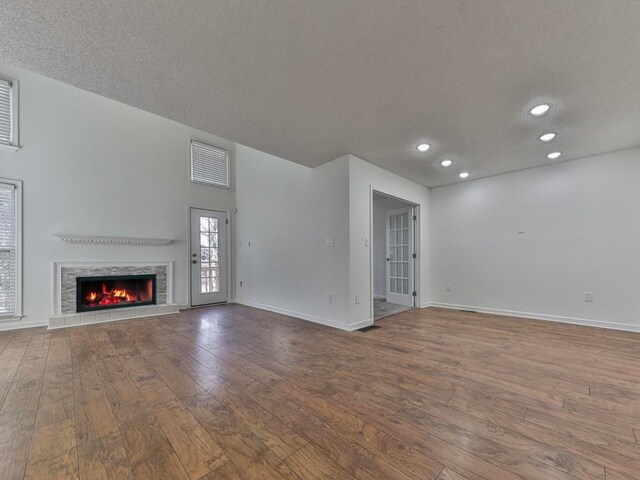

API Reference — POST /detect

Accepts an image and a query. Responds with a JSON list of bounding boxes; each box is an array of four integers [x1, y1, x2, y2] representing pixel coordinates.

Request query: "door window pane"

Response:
[[199, 215, 220, 293]]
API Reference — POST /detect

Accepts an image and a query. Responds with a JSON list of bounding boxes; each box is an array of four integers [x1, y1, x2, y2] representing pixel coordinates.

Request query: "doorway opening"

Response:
[[372, 191, 417, 321]]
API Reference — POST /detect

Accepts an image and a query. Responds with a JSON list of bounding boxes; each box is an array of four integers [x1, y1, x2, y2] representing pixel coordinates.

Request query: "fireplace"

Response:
[[76, 274, 156, 312]]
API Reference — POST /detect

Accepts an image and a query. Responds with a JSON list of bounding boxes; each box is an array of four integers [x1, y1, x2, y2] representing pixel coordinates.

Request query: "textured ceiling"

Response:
[[2, 1, 640, 187]]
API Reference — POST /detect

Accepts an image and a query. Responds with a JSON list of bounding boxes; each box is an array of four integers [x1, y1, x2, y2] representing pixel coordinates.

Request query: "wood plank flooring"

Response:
[[1, 305, 640, 479]]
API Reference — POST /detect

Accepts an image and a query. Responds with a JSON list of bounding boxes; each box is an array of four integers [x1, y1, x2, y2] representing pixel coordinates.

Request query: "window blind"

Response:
[[0, 79, 12, 146], [0, 183, 16, 315], [191, 140, 230, 188]]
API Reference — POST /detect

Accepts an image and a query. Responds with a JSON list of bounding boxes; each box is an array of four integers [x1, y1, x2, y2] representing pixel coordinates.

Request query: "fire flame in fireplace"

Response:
[[85, 283, 137, 306], [112, 289, 127, 299]]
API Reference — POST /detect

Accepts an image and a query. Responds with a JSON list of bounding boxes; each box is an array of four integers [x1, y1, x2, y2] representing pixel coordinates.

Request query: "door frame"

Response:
[[187, 205, 232, 308], [369, 187, 420, 322]]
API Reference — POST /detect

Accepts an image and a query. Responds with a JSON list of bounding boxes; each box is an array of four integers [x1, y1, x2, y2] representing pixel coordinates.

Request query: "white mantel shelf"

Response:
[[53, 234, 173, 246]]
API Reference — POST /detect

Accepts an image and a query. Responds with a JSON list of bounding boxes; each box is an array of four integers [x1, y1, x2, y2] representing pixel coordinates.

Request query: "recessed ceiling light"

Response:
[[529, 104, 551, 116], [459, 172, 470, 179], [547, 151, 562, 160], [417, 143, 430, 152], [539, 132, 556, 142], [440, 159, 453, 167]]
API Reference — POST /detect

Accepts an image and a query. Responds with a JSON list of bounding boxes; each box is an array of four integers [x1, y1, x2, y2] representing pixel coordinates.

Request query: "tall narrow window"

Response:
[[190, 140, 230, 188], [0, 181, 20, 316], [0, 78, 18, 149]]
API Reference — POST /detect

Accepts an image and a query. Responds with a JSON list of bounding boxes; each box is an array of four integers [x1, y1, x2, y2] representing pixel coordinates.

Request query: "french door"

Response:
[[190, 208, 228, 306], [386, 207, 415, 307]]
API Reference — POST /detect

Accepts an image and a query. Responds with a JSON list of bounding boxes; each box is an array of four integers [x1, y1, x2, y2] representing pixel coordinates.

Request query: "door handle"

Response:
[[192, 260, 197, 264], [386, 258, 390, 261]]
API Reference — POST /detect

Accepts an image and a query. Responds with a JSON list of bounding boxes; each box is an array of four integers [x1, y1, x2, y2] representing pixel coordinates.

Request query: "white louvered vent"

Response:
[[0, 79, 12, 146], [0, 183, 17, 315], [190, 140, 230, 188]]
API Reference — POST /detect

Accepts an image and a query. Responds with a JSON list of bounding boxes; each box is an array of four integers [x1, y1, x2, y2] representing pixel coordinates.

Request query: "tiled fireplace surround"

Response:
[[49, 262, 179, 329]]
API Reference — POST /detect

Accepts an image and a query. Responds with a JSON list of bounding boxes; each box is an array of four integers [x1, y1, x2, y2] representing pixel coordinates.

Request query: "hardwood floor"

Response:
[[1, 305, 640, 479]]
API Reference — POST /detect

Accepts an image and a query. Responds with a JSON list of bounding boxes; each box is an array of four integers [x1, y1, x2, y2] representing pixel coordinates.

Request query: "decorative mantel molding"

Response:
[[53, 234, 173, 246]]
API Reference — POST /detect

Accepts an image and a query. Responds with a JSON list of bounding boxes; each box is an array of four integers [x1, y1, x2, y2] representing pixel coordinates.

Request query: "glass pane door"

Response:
[[190, 208, 228, 306], [386, 205, 414, 308]]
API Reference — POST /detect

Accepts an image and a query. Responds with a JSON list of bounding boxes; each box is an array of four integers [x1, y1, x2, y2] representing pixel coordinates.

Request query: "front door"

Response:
[[190, 208, 228, 306], [386, 207, 415, 307]]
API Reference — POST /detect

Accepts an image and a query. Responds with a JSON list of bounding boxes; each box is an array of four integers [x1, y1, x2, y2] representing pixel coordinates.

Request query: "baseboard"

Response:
[[428, 302, 640, 333], [235, 298, 371, 331], [373, 295, 386, 300], [0, 319, 48, 331]]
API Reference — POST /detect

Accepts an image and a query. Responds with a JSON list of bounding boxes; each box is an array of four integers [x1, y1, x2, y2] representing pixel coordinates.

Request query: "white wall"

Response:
[[235, 147, 354, 328], [0, 62, 236, 330], [9, 62, 637, 335], [349, 155, 431, 323], [0, 62, 430, 332], [372, 194, 410, 298], [430, 148, 640, 331]]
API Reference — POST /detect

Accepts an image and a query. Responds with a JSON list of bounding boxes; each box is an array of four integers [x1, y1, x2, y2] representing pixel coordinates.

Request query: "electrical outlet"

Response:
[[326, 236, 334, 247], [517, 225, 525, 234], [584, 291, 593, 302], [355, 294, 360, 304], [365, 238, 370, 247], [445, 283, 451, 292]]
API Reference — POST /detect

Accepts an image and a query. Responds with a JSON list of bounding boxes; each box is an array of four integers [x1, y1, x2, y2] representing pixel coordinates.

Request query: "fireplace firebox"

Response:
[[76, 274, 156, 312]]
